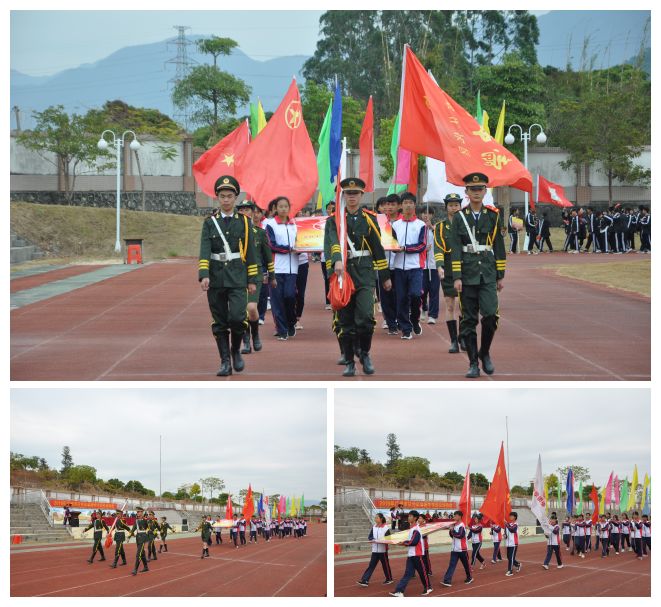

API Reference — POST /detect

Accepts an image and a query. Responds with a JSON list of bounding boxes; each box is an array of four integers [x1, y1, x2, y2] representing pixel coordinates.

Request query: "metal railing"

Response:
[[335, 488, 376, 521]]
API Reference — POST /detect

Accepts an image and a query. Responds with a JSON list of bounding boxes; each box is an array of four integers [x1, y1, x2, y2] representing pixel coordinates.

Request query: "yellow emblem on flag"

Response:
[[222, 153, 235, 166], [482, 151, 511, 171], [285, 100, 302, 129]]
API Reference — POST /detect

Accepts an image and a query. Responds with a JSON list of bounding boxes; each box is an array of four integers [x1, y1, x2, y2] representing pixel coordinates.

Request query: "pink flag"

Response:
[[395, 148, 411, 184], [614, 475, 620, 505], [278, 495, 286, 514], [604, 472, 614, 506]]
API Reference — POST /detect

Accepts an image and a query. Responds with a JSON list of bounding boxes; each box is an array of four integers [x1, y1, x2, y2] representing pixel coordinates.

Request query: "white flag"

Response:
[[264, 496, 271, 524], [529, 454, 552, 534]]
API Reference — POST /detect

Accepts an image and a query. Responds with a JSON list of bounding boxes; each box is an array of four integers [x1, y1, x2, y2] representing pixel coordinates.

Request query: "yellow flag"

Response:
[[641, 473, 650, 508], [257, 100, 267, 133], [628, 465, 639, 510], [599, 487, 605, 514], [544, 482, 549, 512], [494, 101, 506, 144], [482, 110, 491, 136]]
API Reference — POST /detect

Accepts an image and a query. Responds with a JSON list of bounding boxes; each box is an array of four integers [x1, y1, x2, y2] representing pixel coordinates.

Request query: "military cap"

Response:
[[214, 175, 240, 195], [135, 507, 145, 512], [443, 193, 463, 205], [236, 199, 255, 210], [463, 172, 489, 185], [340, 177, 366, 193]]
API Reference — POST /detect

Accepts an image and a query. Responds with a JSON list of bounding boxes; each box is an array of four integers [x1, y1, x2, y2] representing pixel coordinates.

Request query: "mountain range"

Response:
[[10, 10, 650, 131]]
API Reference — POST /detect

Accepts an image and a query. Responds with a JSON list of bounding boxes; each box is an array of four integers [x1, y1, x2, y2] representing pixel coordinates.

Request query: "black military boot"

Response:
[[250, 320, 262, 351], [110, 559, 118, 569], [230, 332, 245, 372], [216, 333, 232, 377], [447, 320, 460, 353], [336, 336, 348, 365], [478, 316, 497, 375], [240, 330, 252, 354], [359, 334, 375, 375], [342, 336, 356, 377], [465, 334, 481, 378], [158, 545, 163, 553]]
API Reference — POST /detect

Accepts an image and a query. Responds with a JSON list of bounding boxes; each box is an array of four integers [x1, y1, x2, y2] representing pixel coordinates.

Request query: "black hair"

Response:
[[454, 510, 463, 517], [376, 513, 387, 524], [409, 510, 420, 519], [509, 511, 518, 520], [386, 194, 401, 204], [400, 191, 417, 204]]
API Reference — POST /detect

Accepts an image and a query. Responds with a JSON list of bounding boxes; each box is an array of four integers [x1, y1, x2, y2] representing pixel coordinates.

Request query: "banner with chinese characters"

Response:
[[373, 499, 457, 509], [294, 214, 398, 252]]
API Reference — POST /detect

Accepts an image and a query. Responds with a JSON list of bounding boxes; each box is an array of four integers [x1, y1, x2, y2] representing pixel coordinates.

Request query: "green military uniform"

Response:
[[324, 178, 390, 377], [198, 176, 260, 376], [110, 512, 132, 568], [448, 173, 506, 377], [195, 518, 213, 558], [158, 519, 175, 553], [84, 511, 109, 563], [146, 512, 159, 560], [129, 509, 150, 575]]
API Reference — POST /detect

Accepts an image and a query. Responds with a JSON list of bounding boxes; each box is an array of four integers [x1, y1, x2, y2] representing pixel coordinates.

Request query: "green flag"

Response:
[[620, 478, 629, 513], [301, 493, 305, 514], [316, 100, 335, 205], [576, 481, 583, 514], [249, 103, 259, 139], [475, 90, 483, 123], [387, 113, 407, 194], [557, 478, 562, 507]]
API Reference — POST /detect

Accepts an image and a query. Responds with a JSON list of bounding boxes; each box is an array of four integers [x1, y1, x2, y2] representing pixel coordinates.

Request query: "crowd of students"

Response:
[[355, 508, 651, 597]]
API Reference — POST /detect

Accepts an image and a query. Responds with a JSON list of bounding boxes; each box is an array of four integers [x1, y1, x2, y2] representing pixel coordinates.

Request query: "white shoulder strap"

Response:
[[211, 216, 232, 256], [458, 210, 479, 249]]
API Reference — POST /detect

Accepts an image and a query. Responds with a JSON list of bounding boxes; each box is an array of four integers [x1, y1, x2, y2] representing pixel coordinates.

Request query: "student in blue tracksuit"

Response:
[[389, 511, 432, 596], [542, 515, 564, 569], [264, 197, 299, 340]]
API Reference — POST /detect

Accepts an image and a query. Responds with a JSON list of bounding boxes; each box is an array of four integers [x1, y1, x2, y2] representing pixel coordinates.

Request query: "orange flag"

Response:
[[236, 79, 318, 215], [590, 485, 600, 524], [399, 46, 532, 193], [192, 121, 250, 198], [479, 442, 511, 526], [458, 464, 471, 528], [243, 484, 255, 520], [225, 495, 233, 520], [358, 96, 375, 192]]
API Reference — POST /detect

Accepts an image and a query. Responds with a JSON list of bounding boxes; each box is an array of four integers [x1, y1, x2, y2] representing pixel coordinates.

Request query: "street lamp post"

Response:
[[504, 124, 547, 218], [97, 130, 141, 253]]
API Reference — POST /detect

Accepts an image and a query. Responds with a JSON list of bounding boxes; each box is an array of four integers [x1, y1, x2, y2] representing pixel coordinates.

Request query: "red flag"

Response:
[[590, 485, 600, 524], [192, 121, 250, 198], [479, 442, 511, 527], [399, 46, 532, 193], [236, 79, 318, 215], [358, 96, 375, 192], [537, 174, 573, 208], [243, 484, 255, 520], [225, 495, 233, 520], [458, 464, 471, 528], [408, 153, 419, 195]]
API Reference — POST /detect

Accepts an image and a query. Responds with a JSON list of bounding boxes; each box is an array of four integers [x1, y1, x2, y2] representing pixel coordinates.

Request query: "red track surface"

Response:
[[10, 265, 108, 293], [10, 254, 650, 380], [334, 542, 650, 597], [10, 526, 326, 597]]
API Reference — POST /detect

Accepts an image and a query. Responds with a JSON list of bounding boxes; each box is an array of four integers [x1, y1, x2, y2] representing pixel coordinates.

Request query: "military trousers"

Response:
[[134, 536, 149, 569], [207, 286, 248, 337], [337, 284, 376, 338], [458, 278, 499, 339]]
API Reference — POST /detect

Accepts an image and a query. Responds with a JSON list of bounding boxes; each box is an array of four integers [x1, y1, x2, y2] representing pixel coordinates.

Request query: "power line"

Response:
[[165, 26, 196, 132]]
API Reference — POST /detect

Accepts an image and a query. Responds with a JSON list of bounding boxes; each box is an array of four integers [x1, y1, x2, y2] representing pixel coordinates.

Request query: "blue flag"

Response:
[[329, 81, 343, 182], [566, 469, 574, 514], [257, 493, 264, 515]]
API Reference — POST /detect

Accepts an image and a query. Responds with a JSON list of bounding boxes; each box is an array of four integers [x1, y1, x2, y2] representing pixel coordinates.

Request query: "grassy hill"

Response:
[[11, 202, 204, 264]]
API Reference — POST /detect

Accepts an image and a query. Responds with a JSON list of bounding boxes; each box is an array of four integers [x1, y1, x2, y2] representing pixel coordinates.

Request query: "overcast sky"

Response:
[[11, 388, 326, 500], [335, 388, 650, 487], [9, 6, 551, 77]]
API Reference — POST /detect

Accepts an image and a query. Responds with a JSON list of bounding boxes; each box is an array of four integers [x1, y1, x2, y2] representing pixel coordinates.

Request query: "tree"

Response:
[[104, 478, 125, 491], [510, 484, 530, 496], [10, 452, 41, 471], [442, 471, 465, 487], [189, 482, 202, 499], [358, 449, 372, 465], [172, 36, 251, 141], [556, 466, 591, 483], [334, 445, 360, 465], [199, 477, 225, 501], [319, 497, 327, 510], [393, 457, 431, 487], [175, 486, 191, 500], [17, 106, 103, 203], [470, 472, 490, 490], [124, 480, 150, 495], [385, 433, 402, 468], [161, 491, 175, 499], [66, 465, 97, 488], [60, 446, 73, 475]]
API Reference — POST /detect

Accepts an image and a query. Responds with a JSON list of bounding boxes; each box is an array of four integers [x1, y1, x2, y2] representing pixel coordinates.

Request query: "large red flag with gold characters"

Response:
[[399, 46, 532, 193], [358, 96, 375, 192], [236, 79, 318, 215], [192, 121, 250, 197], [479, 442, 511, 526]]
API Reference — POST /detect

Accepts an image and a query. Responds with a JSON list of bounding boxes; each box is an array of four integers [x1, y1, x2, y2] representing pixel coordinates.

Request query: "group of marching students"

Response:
[[83, 507, 176, 576], [196, 514, 308, 559], [357, 508, 651, 597]]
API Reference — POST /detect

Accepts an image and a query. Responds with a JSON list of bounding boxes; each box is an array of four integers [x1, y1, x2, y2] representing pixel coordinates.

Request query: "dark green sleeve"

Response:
[[260, 234, 274, 279], [324, 216, 341, 270], [433, 223, 445, 269], [198, 220, 211, 281], [243, 216, 260, 285], [493, 212, 506, 279], [449, 214, 464, 280], [364, 214, 390, 283]]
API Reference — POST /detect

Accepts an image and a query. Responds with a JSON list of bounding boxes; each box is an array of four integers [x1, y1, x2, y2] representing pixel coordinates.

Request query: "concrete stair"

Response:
[[334, 504, 373, 552], [10, 503, 72, 543], [11, 233, 43, 264]]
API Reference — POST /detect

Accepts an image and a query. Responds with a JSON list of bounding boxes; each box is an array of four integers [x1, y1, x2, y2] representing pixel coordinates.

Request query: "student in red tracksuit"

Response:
[[441, 510, 473, 587], [542, 515, 564, 569], [504, 511, 521, 576], [357, 513, 393, 587], [389, 511, 432, 596]]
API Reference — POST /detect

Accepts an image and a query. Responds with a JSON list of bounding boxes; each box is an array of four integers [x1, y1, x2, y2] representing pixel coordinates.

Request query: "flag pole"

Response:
[[505, 417, 510, 488]]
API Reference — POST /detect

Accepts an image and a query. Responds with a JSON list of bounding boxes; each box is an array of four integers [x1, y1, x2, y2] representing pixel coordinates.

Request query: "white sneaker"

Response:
[[295, 321, 303, 330], [325, 304, 331, 311], [542, 564, 549, 570], [258, 319, 265, 325], [557, 564, 564, 569], [266, 300, 272, 310], [382, 321, 388, 329], [420, 311, 428, 321], [427, 317, 436, 324], [389, 592, 404, 597]]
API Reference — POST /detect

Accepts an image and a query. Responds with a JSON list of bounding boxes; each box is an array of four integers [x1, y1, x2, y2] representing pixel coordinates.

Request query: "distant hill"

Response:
[[10, 11, 651, 130]]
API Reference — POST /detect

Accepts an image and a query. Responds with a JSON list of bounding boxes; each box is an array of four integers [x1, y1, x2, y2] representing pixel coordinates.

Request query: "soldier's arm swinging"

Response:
[[198, 220, 211, 291]]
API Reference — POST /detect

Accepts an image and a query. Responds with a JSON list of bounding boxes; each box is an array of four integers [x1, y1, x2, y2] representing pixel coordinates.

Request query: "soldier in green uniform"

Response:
[[109, 510, 132, 568], [195, 515, 213, 558], [198, 175, 260, 376], [84, 509, 109, 563], [434, 193, 464, 354], [128, 507, 150, 575], [158, 516, 176, 553], [235, 199, 276, 354], [448, 173, 506, 378], [146, 510, 159, 561], [324, 177, 392, 377]]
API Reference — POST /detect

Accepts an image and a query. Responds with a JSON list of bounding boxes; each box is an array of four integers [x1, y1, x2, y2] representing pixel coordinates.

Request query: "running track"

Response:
[[10, 254, 650, 380], [334, 541, 650, 597], [10, 526, 326, 597]]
